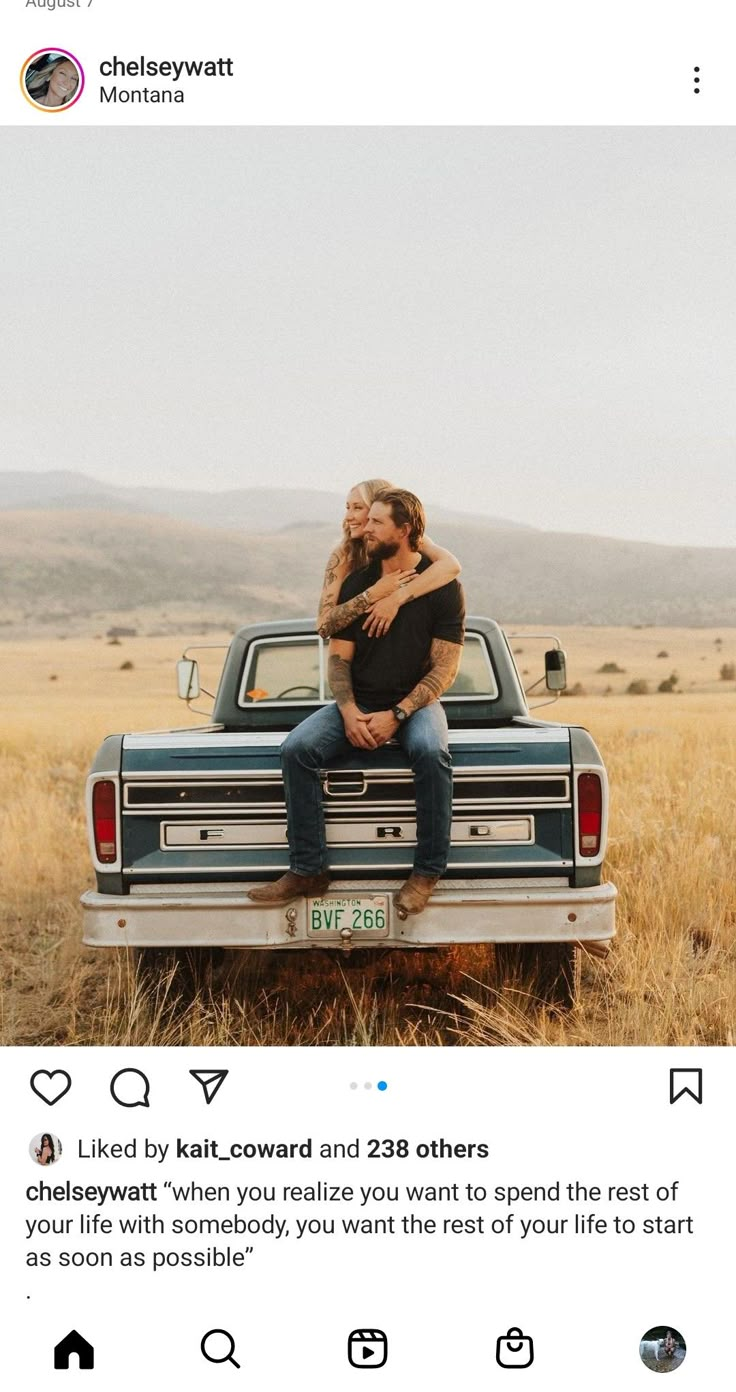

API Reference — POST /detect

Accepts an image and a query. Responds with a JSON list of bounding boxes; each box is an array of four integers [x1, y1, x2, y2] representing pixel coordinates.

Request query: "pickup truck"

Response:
[[81, 617, 616, 1005]]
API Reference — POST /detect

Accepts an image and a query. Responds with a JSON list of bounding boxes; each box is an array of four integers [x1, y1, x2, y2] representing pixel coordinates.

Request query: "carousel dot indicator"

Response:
[[349, 1082, 358, 1090], [364, 1081, 372, 1090], [377, 1081, 388, 1091]]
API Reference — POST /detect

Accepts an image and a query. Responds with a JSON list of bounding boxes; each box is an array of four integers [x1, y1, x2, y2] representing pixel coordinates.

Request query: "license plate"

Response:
[[307, 895, 390, 938]]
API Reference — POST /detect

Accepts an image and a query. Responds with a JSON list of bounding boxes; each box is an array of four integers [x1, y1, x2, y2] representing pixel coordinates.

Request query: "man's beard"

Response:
[[366, 539, 400, 562]]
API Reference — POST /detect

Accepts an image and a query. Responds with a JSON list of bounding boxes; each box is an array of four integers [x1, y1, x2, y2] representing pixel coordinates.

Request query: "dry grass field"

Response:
[[1, 627, 735, 1048]]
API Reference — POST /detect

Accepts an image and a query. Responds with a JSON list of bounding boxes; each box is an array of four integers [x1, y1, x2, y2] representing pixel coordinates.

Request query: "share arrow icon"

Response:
[[189, 1069, 229, 1104]]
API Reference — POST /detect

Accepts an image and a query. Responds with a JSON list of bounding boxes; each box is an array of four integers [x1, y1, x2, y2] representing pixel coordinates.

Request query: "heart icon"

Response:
[[30, 1070, 72, 1106]]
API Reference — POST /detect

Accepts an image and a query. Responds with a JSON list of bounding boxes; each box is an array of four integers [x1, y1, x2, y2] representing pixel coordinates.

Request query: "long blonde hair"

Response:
[[341, 477, 392, 572], [26, 54, 79, 106]]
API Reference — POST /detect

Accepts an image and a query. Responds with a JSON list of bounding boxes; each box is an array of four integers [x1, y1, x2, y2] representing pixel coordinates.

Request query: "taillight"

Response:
[[92, 779, 117, 863], [577, 772, 602, 857]]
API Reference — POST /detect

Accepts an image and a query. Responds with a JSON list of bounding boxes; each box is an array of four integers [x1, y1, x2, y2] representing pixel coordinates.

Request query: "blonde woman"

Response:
[[26, 54, 80, 108], [317, 478, 461, 640]]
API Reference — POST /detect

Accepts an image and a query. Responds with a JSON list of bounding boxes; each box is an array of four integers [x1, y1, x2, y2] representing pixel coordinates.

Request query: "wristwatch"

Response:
[[392, 705, 409, 724]]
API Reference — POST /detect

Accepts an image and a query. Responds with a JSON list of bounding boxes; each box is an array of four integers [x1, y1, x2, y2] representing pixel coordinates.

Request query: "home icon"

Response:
[[54, 1329, 95, 1369]]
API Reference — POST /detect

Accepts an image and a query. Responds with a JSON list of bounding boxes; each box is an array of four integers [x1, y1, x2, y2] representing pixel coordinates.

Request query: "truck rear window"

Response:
[[238, 636, 323, 706], [238, 632, 497, 707], [444, 634, 498, 700]]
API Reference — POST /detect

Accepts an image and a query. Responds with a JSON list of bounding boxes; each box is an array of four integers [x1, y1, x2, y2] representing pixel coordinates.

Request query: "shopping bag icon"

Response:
[[496, 1327, 534, 1368]]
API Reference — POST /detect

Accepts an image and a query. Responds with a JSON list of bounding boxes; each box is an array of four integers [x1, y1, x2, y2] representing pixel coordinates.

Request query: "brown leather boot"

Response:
[[394, 873, 440, 919], [248, 871, 330, 905]]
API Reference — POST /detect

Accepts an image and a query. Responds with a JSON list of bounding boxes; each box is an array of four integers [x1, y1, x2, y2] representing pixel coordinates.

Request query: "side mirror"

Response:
[[544, 648, 567, 692], [177, 658, 200, 700]]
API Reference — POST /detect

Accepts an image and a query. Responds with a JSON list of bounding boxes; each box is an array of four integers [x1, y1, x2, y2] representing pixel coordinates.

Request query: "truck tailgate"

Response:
[[119, 725, 574, 884]]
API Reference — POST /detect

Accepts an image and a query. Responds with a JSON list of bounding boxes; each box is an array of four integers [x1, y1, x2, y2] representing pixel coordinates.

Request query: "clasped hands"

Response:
[[342, 705, 400, 749]]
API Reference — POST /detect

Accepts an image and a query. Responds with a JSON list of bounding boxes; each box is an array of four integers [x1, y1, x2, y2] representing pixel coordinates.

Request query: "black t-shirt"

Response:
[[335, 555, 465, 711]]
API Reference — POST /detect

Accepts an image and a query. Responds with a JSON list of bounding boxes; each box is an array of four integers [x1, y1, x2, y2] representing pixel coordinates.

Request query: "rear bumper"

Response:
[[81, 879, 616, 949]]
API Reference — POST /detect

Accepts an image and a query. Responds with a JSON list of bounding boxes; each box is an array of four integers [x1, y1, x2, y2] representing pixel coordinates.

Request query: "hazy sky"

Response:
[[2, 127, 735, 546]]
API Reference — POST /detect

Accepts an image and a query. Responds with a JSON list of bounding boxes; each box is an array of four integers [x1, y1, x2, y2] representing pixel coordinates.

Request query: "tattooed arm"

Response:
[[398, 638, 463, 715], [319, 584, 374, 640], [327, 642, 357, 710], [317, 545, 417, 639], [328, 640, 378, 749], [316, 545, 351, 639]]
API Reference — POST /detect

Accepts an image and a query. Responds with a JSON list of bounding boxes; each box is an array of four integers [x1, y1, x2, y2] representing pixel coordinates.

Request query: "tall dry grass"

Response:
[[1, 634, 735, 1046]]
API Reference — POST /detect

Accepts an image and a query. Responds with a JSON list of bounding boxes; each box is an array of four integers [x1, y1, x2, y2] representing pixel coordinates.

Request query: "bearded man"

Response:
[[249, 488, 465, 916]]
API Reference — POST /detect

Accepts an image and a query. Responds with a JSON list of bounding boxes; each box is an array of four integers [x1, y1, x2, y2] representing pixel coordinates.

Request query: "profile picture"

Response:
[[29, 1132, 63, 1167], [639, 1327, 686, 1372], [21, 50, 84, 111]]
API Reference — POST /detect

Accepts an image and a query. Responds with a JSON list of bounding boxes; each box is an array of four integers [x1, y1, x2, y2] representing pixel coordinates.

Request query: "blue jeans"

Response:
[[281, 702, 452, 877]]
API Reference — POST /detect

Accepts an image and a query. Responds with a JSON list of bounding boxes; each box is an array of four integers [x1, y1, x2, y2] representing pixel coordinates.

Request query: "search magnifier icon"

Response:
[[201, 1329, 241, 1368]]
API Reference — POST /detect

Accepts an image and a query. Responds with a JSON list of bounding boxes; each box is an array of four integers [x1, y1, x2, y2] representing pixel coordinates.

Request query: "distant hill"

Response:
[[0, 471, 531, 534], [1, 505, 735, 628], [0, 509, 317, 625]]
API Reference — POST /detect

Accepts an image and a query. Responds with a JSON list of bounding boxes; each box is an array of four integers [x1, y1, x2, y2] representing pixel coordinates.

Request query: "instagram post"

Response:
[[1, 3, 734, 1387], [0, 125, 734, 1049]]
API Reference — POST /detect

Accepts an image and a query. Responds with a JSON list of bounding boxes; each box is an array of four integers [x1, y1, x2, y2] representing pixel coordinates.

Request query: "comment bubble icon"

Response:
[[110, 1068, 150, 1108]]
